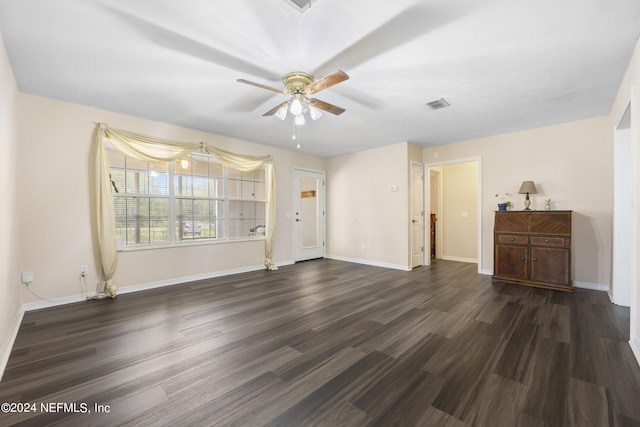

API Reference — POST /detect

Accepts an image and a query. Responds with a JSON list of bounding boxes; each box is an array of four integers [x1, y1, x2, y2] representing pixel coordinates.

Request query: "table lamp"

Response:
[[519, 181, 537, 210]]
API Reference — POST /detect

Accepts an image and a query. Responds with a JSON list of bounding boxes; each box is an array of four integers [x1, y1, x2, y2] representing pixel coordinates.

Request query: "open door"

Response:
[[613, 101, 634, 306], [293, 168, 326, 261], [411, 162, 424, 268]]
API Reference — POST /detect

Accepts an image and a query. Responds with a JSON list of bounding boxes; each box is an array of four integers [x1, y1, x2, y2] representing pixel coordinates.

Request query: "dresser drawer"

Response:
[[531, 236, 567, 247], [497, 234, 528, 244]]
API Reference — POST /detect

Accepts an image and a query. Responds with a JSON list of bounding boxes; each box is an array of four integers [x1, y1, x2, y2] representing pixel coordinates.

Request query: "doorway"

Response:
[[293, 168, 326, 261], [429, 168, 442, 261], [612, 98, 635, 307], [425, 158, 482, 273]]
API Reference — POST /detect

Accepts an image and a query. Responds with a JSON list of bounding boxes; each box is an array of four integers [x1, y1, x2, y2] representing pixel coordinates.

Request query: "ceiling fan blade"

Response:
[[307, 70, 349, 94], [237, 79, 286, 94], [263, 101, 289, 117], [309, 99, 346, 115]]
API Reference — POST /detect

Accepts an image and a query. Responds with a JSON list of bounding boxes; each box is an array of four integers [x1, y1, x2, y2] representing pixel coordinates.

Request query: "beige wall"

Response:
[[424, 116, 613, 285], [326, 142, 411, 269], [16, 94, 325, 303], [611, 36, 640, 359], [0, 33, 20, 375], [440, 161, 478, 262]]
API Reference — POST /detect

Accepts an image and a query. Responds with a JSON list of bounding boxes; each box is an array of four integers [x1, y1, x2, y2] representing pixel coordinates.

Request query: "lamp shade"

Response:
[[518, 181, 537, 194], [309, 105, 322, 120], [290, 97, 303, 115], [275, 103, 288, 120]]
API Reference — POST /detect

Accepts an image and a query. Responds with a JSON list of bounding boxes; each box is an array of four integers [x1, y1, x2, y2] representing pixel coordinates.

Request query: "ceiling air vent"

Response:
[[285, 0, 318, 13], [426, 98, 450, 110]]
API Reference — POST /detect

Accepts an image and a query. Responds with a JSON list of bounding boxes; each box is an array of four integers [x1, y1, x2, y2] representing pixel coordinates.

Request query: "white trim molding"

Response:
[[115, 263, 289, 297], [441, 256, 478, 264], [573, 281, 610, 292], [0, 306, 25, 382], [630, 337, 640, 368], [22, 262, 295, 312], [325, 254, 411, 271]]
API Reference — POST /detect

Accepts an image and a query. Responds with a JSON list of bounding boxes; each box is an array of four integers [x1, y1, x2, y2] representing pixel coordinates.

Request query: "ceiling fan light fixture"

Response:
[[275, 103, 288, 120], [290, 97, 303, 115], [237, 70, 348, 131], [309, 105, 322, 120]]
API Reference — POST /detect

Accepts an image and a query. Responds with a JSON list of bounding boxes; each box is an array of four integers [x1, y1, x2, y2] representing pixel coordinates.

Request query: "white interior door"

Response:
[[411, 162, 424, 268], [293, 169, 325, 261], [613, 102, 634, 306]]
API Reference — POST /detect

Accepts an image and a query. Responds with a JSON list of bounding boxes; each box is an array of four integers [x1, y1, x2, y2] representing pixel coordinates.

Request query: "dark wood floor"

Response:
[[1, 259, 639, 426]]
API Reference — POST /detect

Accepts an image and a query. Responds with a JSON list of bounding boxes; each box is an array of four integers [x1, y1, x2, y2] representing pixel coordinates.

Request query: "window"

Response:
[[228, 168, 266, 238], [106, 143, 266, 247], [174, 154, 225, 241]]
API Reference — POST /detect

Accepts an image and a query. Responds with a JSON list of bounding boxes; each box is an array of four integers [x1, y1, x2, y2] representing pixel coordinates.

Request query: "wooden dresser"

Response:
[[493, 210, 572, 292]]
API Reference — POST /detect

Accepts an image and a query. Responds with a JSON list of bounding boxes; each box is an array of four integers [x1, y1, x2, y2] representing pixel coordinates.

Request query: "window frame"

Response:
[[108, 148, 267, 251]]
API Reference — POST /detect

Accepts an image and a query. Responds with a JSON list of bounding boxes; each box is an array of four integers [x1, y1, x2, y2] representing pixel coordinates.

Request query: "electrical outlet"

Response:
[[80, 265, 88, 275], [21, 272, 34, 284]]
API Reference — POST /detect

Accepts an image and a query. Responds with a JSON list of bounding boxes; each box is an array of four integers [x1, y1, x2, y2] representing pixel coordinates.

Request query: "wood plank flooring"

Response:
[[1, 259, 639, 426]]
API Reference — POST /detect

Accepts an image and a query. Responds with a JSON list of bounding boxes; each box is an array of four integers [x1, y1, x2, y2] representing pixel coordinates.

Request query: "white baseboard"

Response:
[[0, 306, 25, 382], [573, 281, 610, 292], [324, 254, 410, 271], [117, 263, 286, 296], [607, 289, 614, 303], [630, 336, 640, 369], [22, 262, 293, 312], [23, 292, 100, 312], [440, 255, 478, 264], [459, 271, 609, 291]]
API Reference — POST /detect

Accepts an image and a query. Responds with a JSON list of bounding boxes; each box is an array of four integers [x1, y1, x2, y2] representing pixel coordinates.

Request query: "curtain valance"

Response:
[[94, 124, 277, 298]]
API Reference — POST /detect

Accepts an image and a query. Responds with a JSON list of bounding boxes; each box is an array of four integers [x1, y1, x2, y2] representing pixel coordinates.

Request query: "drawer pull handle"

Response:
[[533, 258, 538, 262], [511, 237, 515, 241], [544, 239, 549, 243], [520, 257, 525, 260]]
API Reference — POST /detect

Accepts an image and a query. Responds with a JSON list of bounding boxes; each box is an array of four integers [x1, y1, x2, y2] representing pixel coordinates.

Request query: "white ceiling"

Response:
[[1, 0, 639, 157]]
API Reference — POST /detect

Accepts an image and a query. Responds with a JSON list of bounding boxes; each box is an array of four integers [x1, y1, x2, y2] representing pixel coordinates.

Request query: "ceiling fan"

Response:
[[237, 70, 349, 125]]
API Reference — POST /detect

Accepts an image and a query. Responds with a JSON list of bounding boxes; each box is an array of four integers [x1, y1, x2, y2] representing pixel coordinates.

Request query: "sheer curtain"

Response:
[[94, 123, 277, 298]]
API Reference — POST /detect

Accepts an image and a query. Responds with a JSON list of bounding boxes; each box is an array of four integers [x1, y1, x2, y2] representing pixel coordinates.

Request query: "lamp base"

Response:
[[523, 197, 531, 210]]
